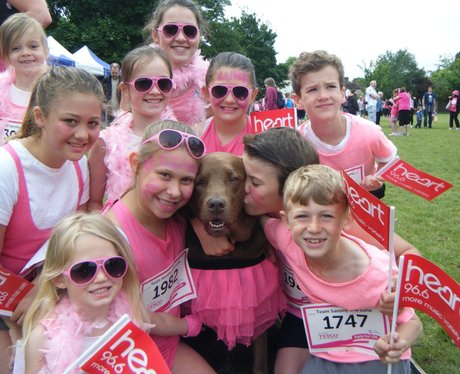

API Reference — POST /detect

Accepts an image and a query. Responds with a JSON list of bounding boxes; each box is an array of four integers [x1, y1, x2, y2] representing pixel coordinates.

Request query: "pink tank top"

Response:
[[109, 200, 186, 368], [200, 117, 249, 156], [1, 144, 83, 274]]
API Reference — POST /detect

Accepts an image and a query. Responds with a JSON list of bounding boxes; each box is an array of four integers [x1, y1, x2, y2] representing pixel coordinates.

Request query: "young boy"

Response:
[[261, 165, 422, 373], [289, 50, 397, 199], [415, 106, 423, 128]]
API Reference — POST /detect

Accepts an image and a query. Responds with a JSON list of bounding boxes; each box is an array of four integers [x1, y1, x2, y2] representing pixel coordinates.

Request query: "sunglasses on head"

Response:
[[127, 76, 173, 94], [62, 256, 128, 286], [156, 23, 199, 40], [209, 84, 252, 102], [142, 129, 206, 159]]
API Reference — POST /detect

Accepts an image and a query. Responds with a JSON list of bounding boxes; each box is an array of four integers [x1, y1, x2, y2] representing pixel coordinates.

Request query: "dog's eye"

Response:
[[229, 176, 240, 182], [195, 177, 207, 186]]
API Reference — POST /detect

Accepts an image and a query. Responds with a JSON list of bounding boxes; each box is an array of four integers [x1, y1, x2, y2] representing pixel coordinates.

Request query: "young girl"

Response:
[[145, 0, 209, 125], [0, 66, 104, 368], [103, 120, 214, 373], [88, 45, 176, 210], [22, 212, 147, 372], [196, 51, 258, 155], [0, 13, 49, 143], [261, 164, 422, 373]]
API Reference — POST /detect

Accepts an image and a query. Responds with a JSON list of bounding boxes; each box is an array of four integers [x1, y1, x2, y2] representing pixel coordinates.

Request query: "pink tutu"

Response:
[[189, 258, 287, 349]]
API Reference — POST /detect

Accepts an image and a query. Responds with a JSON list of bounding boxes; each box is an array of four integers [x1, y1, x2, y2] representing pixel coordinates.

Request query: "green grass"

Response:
[[379, 113, 460, 373]]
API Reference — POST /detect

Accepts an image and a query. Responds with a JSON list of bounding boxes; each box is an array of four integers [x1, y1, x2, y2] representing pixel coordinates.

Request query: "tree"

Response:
[[431, 55, 460, 100], [363, 49, 427, 99]]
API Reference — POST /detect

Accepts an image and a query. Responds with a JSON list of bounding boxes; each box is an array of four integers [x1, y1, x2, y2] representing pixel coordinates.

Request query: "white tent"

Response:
[[47, 36, 75, 67], [72, 46, 109, 77]]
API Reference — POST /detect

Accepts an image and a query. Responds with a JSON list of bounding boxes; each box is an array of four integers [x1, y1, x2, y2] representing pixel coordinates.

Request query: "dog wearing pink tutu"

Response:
[[184, 152, 286, 373]]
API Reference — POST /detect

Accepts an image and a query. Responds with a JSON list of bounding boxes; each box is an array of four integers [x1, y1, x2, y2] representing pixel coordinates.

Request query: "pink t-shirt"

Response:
[[264, 218, 413, 363], [200, 117, 249, 156], [397, 92, 411, 111], [299, 114, 397, 186], [109, 200, 186, 368]]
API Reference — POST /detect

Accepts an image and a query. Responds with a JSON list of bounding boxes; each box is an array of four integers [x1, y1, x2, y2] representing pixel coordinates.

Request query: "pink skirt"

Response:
[[189, 258, 287, 349]]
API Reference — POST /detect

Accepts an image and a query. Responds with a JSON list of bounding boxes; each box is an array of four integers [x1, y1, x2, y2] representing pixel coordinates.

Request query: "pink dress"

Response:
[[101, 109, 176, 201], [167, 50, 208, 126], [1, 143, 83, 274], [200, 117, 249, 156], [108, 200, 186, 367], [188, 126, 286, 349], [264, 218, 414, 363], [0, 68, 26, 143], [299, 113, 397, 187]]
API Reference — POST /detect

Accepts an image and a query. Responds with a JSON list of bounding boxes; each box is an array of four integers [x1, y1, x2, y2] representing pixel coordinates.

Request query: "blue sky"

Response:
[[225, 0, 460, 80]]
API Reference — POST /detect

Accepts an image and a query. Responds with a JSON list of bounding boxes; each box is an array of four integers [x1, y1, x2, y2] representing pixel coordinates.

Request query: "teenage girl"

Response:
[[88, 45, 176, 210], [103, 120, 215, 373], [0, 66, 104, 369], [145, 0, 209, 125], [0, 13, 48, 143], [197, 51, 258, 155]]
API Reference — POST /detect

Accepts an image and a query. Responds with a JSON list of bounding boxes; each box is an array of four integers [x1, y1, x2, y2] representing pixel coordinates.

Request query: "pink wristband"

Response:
[[182, 314, 202, 338]]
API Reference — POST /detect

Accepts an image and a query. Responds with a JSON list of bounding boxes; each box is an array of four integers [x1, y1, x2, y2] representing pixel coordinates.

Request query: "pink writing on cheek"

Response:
[[213, 70, 252, 86]]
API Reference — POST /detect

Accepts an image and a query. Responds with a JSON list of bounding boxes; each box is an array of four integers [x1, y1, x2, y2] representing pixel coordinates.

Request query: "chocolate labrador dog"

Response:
[[185, 152, 281, 374]]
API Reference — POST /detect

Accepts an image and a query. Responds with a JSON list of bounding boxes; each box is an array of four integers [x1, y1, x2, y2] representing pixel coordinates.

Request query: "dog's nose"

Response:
[[207, 197, 226, 214]]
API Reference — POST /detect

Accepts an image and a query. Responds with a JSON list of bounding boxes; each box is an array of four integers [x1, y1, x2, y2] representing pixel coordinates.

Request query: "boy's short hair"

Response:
[[289, 50, 345, 97], [283, 164, 348, 211]]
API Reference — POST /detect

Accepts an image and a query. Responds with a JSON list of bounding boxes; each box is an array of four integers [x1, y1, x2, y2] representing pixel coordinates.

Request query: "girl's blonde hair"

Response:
[[121, 45, 172, 84], [0, 13, 48, 63], [15, 67, 104, 139], [23, 212, 146, 343]]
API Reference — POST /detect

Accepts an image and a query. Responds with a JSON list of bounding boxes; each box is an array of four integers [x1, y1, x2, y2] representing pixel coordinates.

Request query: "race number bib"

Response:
[[301, 303, 390, 355], [1, 118, 21, 142], [278, 252, 311, 307], [141, 249, 196, 312]]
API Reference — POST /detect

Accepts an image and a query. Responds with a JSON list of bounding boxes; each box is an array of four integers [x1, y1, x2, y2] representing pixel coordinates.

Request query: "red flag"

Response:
[[66, 315, 171, 374], [249, 108, 297, 133], [398, 254, 460, 348], [0, 266, 33, 317], [379, 158, 453, 201], [341, 171, 391, 249]]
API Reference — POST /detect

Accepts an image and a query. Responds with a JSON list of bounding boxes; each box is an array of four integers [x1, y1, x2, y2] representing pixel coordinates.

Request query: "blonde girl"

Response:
[[22, 212, 146, 373], [145, 0, 209, 125], [88, 45, 176, 210], [0, 66, 104, 368], [0, 13, 49, 143], [197, 51, 258, 155], [103, 120, 214, 373]]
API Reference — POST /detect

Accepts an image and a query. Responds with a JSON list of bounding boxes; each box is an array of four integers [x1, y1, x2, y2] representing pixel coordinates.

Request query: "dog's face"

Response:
[[190, 152, 246, 237]]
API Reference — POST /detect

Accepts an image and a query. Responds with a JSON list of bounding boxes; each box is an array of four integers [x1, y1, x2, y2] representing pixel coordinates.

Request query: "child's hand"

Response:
[[11, 283, 38, 325], [379, 289, 396, 316], [374, 332, 408, 364], [362, 175, 384, 191], [191, 217, 235, 256]]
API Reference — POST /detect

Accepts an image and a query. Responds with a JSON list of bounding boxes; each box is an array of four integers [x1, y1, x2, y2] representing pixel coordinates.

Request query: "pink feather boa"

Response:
[[38, 292, 134, 373], [150, 45, 209, 126], [101, 106, 176, 201]]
